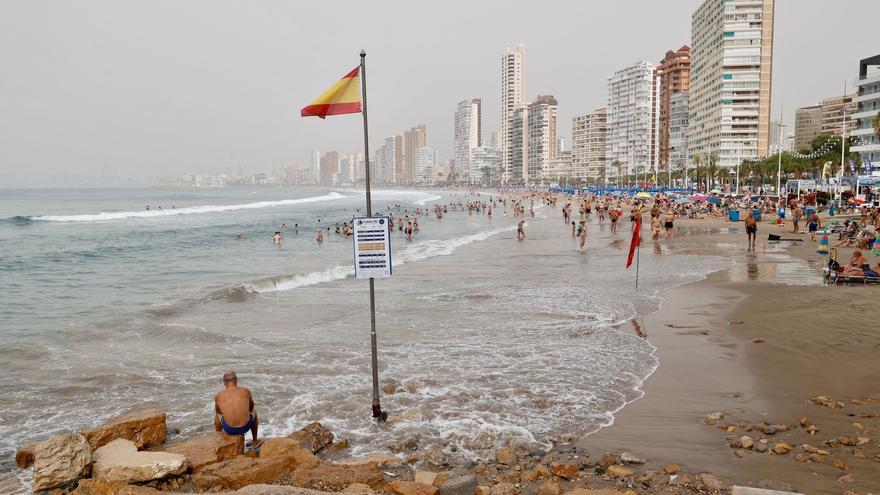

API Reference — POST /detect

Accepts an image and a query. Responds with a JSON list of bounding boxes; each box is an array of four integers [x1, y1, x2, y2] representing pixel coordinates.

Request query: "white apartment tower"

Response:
[[689, 0, 775, 168], [501, 44, 526, 183], [606, 62, 655, 183], [527, 95, 558, 182], [571, 108, 608, 184], [454, 98, 482, 182]]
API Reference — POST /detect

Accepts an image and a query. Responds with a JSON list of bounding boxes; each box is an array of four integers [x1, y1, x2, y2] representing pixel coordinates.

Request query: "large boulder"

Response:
[[92, 439, 186, 483], [191, 450, 301, 492], [290, 422, 334, 453], [439, 475, 478, 495], [32, 434, 92, 492], [386, 480, 440, 495], [260, 438, 321, 468], [287, 460, 385, 491], [161, 431, 244, 472], [82, 408, 167, 450]]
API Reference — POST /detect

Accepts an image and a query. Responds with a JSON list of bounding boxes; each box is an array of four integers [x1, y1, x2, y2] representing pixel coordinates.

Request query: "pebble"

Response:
[[832, 458, 849, 471], [772, 442, 792, 454], [663, 463, 682, 474]]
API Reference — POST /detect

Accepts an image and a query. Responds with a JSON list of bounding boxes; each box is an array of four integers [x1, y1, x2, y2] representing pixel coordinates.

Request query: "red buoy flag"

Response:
[[626, 215, 641, 269]]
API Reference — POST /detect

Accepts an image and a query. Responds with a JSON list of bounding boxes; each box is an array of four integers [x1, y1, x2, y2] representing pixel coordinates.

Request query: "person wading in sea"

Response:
[[214, 371, 262, 449]]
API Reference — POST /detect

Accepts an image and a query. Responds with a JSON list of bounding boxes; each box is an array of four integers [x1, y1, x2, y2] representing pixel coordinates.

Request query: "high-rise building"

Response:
[[557, 137, 566, 154], [454, 99, 482, 182], [654, 46, 691, 172], [769, 119, 782, 150], [547, 151, 573, 182], [571, 108, 607, 184], [383, 135, 403, 183], [794, 104, 823, 151], [319, 151, 339, 185], [501, 44, 526, 183], [689, 0, 775, 168], [403, 125, 427, 184], [819, 95, 858, 137], [471, 146, 502, 183], [527, 95, 558, 182], [508, 105, 528, 182], [668, 92, 690, 173], [310, 149, 320, 184], [852, 55, 880, 167], [490, 130, 500, 149], [606, 62, 655, 183], [414, 146, 437, 183], [373, 146, 385, 183]]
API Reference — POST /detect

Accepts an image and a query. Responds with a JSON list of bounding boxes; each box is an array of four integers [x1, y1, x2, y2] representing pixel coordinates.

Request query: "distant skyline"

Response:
[[1, 0, 878, 186]]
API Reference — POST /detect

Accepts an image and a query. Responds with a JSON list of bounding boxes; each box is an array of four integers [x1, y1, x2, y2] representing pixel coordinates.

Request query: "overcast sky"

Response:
[[1, 0, 878, 186]]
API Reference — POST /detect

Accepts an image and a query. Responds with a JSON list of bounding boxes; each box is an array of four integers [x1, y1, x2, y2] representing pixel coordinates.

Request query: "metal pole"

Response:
[[839, 82, 847, 209], [360, 50, 385, 422], [776, 106, 784, 202]]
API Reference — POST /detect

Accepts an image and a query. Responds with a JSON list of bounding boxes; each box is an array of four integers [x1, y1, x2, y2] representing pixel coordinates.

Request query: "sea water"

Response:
[[0, 187, 727, 492]]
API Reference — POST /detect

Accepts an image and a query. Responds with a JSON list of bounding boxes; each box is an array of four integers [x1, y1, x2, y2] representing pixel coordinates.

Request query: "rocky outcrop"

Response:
[[82, 408, 167, 450], [161, 431, 244, 472], [191, 454, 296, 492], [91, 439, 186, 483], [32, 434, 92, 492], [286, 460, 385, 491], [71, 479, 165, 495], [386, 480, 440, 495], [15, 442, 38, 469], [290, 422, 335, 453]]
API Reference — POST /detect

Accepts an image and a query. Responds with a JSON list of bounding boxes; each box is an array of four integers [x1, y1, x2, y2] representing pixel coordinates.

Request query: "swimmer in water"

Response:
[[273, 232, 282, 244], [517, 220, 526, 240], [316, 230, 323, 243], [577, 221, 587, 252], [235, 232, 242, 240]]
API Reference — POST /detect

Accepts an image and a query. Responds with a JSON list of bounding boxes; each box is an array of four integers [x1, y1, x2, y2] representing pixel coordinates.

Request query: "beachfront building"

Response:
[[668, 92, 690, 176], [471, 146, 502, 184], [507, 105, 528, 182], [794, 104, 822, 151], [454, 98, 482, 183], [689, 0, 775, 169], [501, 44, 526, 183], [606, 62, 655, 184], [527, 95, 558, 182], [852, 55, 880, 167], [310, 149, 320, 185], [547, 151, 572, 183], [654, 46, 691, 174], [383, 135, 403, 184], [319, 151, 339, 185], [403, 125, 427, 185], [414, 146, 437, 184], [820, 95, 858, 137], [571, 108, 607, 184]]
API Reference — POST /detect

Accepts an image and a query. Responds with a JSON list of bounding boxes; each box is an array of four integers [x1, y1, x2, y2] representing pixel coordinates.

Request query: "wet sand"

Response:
[[580, 215, 880, 494]]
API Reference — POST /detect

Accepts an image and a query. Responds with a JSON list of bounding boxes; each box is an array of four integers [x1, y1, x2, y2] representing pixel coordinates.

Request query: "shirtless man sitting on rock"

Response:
[[214, 371, 262, 448]]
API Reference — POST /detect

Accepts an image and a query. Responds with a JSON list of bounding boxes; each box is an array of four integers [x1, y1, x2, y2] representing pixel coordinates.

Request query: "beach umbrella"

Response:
[[707, 197, 722, 205], [817, 233, 829, 255], [674, 198, 691, 204], [635, 192, 651, 199], [692, 194, 706, 201]]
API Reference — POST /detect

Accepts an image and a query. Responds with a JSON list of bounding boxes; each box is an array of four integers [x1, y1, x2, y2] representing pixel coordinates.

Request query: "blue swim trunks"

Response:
[[220, 414, 254, 436]]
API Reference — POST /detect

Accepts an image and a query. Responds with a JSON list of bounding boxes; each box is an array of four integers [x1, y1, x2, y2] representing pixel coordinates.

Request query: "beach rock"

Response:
[[438, 475, 477, 495], [618, 452, 645, 465], [387, 481, 439, 495], [414, 471, 439, 486], [663, 463, 682, 474], [563, 491, 622, 495], [793, 454, 808, 463], [388, 436, 420, 453], [732, 486, 799, 495], [82, 408, 167, 450], [489, 482, 517, 495], [772, 443, 791, 454], [15, 442, 38, 469], [700, 473, 726, 491], [852, 422, 864, 429], [852, 448, 866, 459], [70, 478, 165, 495], [383, 383, 397, 395], [288, 460, 385, 491], [190, 450, 302, 491], [597, 453, 617, 468], [605, 465, 633, 478], [832, 458, 849, 471], [91, 439, 186, 483], [810, 396, 845, 409], [476, 486, 490, 495], [289, 422, 334, 453], [705, 412, 724, 426], [855, 436, 870, 446], [728, 438, 743, 449], [420, 446, 447, 466], [495, 449, 517, 466], [537, 481, 561, 495], [734, 449, 746, 458], [32, 434, 92, 492], [522, 464, 551, 481], [756, 480, 797, 492], [752, 338, 765, 343], [754, 442, 769, 453], [549, 462, 578, 479], [343, 483, 376, 494], [807, 454, 825, 463], [323, 438, 351, 455], [160, 431, 244, 472], [837, 473, 856, 484], [342, 453, 405, 467], [260, 438, 319, 466], [740, 436, 755, 449]]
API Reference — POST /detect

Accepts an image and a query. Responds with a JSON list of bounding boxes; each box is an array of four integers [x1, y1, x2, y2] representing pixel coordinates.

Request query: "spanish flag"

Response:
[[301, 67, 362, 119]]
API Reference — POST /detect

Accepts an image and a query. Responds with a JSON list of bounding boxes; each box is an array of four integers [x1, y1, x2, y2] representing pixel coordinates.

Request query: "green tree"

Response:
[[874, 112, 880, 137], [480, 166, 492, 185]]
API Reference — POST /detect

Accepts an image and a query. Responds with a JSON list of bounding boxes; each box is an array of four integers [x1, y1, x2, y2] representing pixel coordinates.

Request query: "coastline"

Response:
[[577, 218, 880, 494]]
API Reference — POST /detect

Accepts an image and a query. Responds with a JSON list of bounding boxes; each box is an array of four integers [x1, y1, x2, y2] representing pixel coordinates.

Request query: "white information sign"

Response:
[[352, 216, 392, 278]]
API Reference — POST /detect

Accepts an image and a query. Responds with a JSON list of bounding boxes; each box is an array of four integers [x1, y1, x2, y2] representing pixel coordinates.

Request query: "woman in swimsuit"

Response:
[[846, 250, 870, 276]]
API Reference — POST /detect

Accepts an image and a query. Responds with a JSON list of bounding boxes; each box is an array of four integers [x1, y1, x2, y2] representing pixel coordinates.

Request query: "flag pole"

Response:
[[635, 224, 640, 291], [360, 49, 385, 422]]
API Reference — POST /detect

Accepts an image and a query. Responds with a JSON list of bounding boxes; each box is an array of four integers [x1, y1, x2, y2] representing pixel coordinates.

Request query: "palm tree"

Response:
[[692, 154, 702, 191], [480, 166, 492, 185], [874, 112, 880, 137], [612, 160, 623, 187], [707, 153, 720, 190]]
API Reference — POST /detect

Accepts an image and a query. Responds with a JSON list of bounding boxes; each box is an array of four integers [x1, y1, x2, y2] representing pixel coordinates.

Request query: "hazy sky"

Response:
[[1, 0, 878, 186]]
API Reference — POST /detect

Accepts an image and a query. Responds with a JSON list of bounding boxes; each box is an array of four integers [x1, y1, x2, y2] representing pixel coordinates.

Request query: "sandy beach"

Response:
[[580, 215, 880, 494]]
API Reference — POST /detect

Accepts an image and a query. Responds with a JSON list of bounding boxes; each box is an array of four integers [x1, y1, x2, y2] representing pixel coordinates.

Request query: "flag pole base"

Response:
[[372, 405, 387, 423]]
